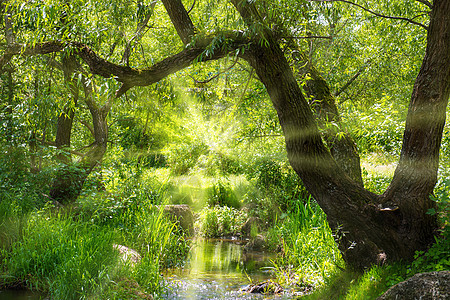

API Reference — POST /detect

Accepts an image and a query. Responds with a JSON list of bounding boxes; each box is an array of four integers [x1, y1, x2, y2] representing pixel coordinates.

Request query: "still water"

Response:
[[0, 290, 44, 300], [0, 239, 292, 299], [162, 238, 292, 300]]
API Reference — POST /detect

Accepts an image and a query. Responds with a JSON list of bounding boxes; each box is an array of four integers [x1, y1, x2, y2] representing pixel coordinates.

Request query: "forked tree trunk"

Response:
[[234, 0, 449, 269], [381, 0, 450, 258]]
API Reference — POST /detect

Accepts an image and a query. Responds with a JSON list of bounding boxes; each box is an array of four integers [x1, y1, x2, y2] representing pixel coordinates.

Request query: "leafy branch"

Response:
[[309, 0, 429, 30]]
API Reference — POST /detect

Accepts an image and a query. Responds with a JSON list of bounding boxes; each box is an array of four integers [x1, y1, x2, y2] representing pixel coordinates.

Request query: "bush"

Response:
[[243, 158, 307, 225], [166, 142, 209, 175], [0, 147, 52, 217], [206, 181, 240, 209], [196, 206, 248, 238], [115, 116, 167, 151], [197, 151, 243, 176]]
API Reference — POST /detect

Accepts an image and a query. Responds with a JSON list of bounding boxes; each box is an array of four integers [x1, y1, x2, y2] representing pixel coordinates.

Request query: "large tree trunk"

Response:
[[382, 0, 450, 258], [233, 0, 449, 270]]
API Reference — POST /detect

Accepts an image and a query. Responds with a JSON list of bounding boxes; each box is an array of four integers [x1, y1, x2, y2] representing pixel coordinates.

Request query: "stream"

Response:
[[0, 289, 44, 300], [0, 238, 293, 299], [162, 238, 292, 300]]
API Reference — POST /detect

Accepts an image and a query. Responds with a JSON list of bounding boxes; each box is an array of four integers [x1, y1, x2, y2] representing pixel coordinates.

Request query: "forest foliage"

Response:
[[0, 0, 449, 298]]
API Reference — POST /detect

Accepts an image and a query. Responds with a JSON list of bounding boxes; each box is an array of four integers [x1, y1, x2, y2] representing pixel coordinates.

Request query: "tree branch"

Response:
[[187, 0, 196, 14], [1, 33, 248, 92], [161, 0, 197, 44], [309, 0, 428, 30], [79, 119, 95, 137], [121, 1, 156, 66], [334, 60, 370, 97], [415, 0, 433, 8], [189, 56, 239, 84]]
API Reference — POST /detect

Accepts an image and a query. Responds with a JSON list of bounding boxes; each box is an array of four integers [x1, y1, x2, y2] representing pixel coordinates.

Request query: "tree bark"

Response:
[[297, 58, 363, 186], [54, 54, 79, 163], [382, 0, 450, 255], [161, 0, 196, 44]]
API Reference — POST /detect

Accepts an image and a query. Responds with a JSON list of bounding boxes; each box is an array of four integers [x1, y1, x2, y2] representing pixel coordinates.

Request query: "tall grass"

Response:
[[0, 187, 189, 299], [273, 196, 343, 288], [1, 206, 119, 299]]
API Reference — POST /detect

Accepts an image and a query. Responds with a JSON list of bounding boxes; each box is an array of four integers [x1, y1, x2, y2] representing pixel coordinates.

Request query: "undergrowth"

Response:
[[0, 167, 190, 299]]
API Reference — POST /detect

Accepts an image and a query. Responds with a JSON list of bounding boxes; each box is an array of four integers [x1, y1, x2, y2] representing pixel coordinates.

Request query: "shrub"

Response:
[[166, 142, 209, 175], [197, 151, 243, 176], [196, 206, 248, 238], [206, 181, 240, 209], [243, 158, 307, 225]]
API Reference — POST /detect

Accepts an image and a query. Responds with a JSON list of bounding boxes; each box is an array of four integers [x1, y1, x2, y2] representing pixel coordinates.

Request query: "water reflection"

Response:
[[0, 290, 45, 300], [163, 238, 290, 299]]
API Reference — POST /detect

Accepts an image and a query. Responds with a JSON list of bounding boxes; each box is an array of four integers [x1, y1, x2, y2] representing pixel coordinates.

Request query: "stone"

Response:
[[377, 271, 450, 300], [113, 244, 141, 265], [242, 280, 283, 294], [243, 234, 267, 252], [241, 217, 260, 237], [162, 204, 195, 236]]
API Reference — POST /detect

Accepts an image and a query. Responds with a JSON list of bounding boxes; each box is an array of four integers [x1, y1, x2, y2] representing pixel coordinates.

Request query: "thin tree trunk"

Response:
[[49, 76, 110, 204]]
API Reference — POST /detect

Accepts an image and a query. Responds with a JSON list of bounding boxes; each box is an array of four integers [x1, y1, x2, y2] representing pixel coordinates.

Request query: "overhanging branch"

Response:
[[309, 0, 429, 30], [0, 33, 248, 92], [415, 0, 432, 9]]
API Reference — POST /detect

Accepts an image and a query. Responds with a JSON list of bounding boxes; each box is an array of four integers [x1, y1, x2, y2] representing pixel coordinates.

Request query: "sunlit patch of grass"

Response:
[[272, 197, 343, 291], [361, 152, 397, 177], [344, 266, 389, 299], [361, 152, 397, 193], [303, 265, 392, 300]]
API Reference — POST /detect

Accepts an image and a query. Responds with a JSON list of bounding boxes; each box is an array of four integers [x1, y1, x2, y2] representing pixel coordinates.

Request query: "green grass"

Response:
[[1, 206, 120, 298], [196, 206, 248, 237], [0, 190, 190, 299], [303, 267, 387, 300], [271, 197, 343, 290]]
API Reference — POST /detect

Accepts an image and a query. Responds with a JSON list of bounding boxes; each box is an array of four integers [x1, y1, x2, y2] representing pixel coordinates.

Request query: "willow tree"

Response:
[[1, 0, 449, 269]]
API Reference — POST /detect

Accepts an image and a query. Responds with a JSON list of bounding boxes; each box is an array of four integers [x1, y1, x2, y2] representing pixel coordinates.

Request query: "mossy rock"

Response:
[[243, 280, 283, 294], [162, 204, 195, 236], [377, 271, 449, 300]]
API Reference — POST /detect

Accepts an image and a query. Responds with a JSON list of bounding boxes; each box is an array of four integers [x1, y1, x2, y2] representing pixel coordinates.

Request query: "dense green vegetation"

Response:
[[1, 0, 449, 299]]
